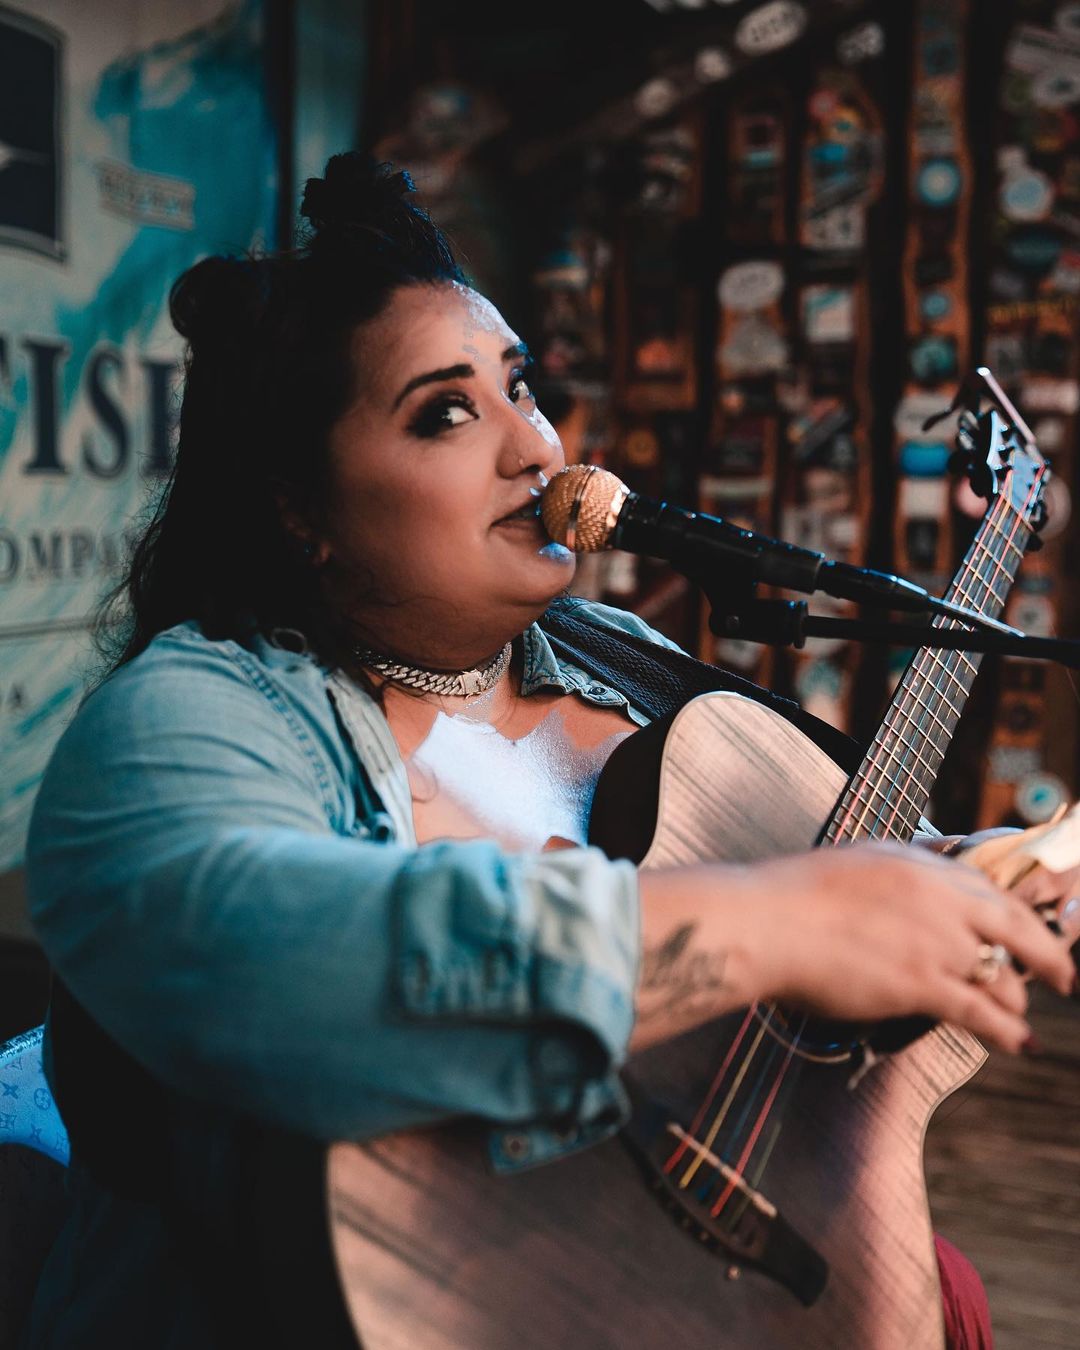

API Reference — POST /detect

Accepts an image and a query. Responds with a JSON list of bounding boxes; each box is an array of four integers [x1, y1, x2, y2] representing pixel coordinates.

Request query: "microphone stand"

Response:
[[707, 594, 1080, 668]]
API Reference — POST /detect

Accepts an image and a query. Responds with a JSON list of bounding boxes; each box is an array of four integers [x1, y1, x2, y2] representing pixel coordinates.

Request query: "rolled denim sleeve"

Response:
[[26, 636, 640, 1142]]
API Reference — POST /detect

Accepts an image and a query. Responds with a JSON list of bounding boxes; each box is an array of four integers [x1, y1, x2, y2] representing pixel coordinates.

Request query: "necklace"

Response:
[[354, 641, 512, 698]]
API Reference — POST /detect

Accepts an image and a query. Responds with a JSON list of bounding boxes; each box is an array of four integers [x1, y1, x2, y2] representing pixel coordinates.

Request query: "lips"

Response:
[[493, 496, 542, 526]]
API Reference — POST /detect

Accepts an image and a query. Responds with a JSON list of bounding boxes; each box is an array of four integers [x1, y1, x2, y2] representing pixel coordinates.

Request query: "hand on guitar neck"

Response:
[[928, 825, 1080, 948], [631, 843, 1076, 1057]]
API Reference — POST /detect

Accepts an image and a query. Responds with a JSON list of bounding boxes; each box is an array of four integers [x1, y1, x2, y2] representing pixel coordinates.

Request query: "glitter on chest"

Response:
[[405, 706, 629, 851]]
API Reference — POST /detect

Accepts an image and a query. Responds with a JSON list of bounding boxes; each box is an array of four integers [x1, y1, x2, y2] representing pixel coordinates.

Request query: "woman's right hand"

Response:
[[633, 842, 1075, 1055]]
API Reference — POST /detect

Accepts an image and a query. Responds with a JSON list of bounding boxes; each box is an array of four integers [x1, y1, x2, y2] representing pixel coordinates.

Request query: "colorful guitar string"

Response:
[[661, 465, 1046, 1242]]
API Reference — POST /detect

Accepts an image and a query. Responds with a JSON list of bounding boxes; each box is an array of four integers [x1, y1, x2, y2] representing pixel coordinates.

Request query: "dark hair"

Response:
[[96, 154, 465, 671]]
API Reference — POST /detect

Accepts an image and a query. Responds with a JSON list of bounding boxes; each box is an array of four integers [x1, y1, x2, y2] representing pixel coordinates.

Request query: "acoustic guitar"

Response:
[[325, 403, 1048, 1349]]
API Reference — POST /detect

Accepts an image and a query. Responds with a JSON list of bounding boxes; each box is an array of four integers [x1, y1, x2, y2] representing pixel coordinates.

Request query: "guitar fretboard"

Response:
[[823, 487, 1037, 846]]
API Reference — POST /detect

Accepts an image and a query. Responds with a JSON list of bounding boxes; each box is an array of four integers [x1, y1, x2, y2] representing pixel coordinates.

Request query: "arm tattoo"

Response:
[[638, 922, 729, 1023]]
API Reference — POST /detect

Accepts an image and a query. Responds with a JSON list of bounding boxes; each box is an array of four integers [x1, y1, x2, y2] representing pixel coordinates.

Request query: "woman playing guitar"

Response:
[[22, 155, 1078, 1349]]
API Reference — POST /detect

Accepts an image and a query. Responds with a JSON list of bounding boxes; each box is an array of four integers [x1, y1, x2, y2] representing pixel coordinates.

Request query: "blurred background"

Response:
[[1, 1, 1080, 1340]]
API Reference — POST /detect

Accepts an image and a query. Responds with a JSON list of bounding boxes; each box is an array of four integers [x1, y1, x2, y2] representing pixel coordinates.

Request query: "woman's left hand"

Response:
[[930, 828, 1080, 946]]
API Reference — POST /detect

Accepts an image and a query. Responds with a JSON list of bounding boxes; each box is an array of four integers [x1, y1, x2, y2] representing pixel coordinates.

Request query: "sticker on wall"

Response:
[[718, 260, 785, 311], [1008, 592, 1056, 637], [801, 76, 883, 253], [1015, 770, 1070, 823], [913, 89, 956, 157], [903, 516, 943, 572], [837, 22, 884, 67], [803, 204, 866, 251], [984, 330, 1026, 381], [802, 284, 856, 342], [989, 267, 1028, 300], [920, 289, 953, 321], [899, 440, 951, 477], [988, 744, 1043, 784], [720, 313, 788, 375], [635, 78, 680, 120], [623, 426, 661, 469], [899, 474, 950, 517], [1006, 225, 1063, 273], [795, 657, 849, 717], [1031, 66, 1080, 108], [695, 48, 732, 84], [729, 95, 788, 243], [909, 333, 959, 384], [922, 17, 960, 77], [1049, 249, 1080, 292], [917, 157, 962, 207], [735, 2, 807, 57], [1023, 377, 1080, 412], [1008, 25, 1080, 79], [894, 390, 958, 442], [999, 149, 1055, 220]]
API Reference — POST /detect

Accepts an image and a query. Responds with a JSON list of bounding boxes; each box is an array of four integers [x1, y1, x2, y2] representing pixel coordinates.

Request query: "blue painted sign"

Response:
[[0, 0, 278, 871]]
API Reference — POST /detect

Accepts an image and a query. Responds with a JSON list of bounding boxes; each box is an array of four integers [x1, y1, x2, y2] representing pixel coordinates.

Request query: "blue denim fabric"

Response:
[[21, 600, 681, 1346]]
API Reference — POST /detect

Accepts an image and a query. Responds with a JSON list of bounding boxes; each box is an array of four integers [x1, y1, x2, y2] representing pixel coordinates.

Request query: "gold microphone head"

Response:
[[540, 464, 631, 553]]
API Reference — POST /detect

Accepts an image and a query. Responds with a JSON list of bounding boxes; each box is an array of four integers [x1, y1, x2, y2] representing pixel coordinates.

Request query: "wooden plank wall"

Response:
[[925, 986, 1080, 1348]]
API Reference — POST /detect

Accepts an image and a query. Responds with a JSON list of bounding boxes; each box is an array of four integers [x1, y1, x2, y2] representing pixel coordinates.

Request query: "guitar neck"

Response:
[[822, 488, 1038, 846]]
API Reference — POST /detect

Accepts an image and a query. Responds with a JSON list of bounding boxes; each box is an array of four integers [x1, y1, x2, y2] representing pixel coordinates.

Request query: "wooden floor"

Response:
[[925, 986, 1080, 1349]]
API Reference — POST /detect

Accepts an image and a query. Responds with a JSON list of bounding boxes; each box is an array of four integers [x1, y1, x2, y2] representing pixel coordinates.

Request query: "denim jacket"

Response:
[[28, 600, 686, 1174], [22, 600, 690, 1346]]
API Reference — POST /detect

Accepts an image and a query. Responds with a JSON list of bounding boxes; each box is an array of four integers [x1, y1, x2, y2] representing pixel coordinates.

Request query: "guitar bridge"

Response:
[[621, 1099, 828, 1308]]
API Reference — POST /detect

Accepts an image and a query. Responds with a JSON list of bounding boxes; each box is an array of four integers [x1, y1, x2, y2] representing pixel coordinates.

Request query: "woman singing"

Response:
[[22, 155, 1076, 1348]]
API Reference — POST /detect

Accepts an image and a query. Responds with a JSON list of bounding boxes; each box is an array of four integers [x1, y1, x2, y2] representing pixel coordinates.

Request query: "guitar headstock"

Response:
[[925, 366, 1050, 534]]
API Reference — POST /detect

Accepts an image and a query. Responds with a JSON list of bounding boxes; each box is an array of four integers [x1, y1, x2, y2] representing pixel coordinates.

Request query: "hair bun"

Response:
[[169, 255, 270, 349], [300, 154, 416, 239]]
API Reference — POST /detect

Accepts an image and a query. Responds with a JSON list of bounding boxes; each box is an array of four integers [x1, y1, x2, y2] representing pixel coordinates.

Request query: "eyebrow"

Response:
[[392, 343, 532, 411]]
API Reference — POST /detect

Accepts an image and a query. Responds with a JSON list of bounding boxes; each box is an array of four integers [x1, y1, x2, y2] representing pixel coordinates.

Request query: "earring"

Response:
[[301, 541, 316, 561]]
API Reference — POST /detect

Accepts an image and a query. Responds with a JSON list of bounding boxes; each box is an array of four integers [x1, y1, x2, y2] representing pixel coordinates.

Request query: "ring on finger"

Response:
[[967, 941, 1009, 986]]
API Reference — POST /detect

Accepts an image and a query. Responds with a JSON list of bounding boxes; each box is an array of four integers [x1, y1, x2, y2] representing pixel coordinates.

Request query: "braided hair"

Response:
[[98, 155, 465, 670]]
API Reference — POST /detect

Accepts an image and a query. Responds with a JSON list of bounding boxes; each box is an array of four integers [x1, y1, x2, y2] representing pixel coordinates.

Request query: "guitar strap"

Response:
[[538, 598, 863, 774]]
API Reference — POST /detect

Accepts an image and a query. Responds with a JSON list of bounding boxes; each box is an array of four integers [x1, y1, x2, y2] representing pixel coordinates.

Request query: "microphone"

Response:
[[540, 464, 1002, 621]]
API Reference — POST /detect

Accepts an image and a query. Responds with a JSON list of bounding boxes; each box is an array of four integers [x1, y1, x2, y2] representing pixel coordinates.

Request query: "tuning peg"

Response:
[[1021, 498, 1048, 550], [958, 410, 981, 438]]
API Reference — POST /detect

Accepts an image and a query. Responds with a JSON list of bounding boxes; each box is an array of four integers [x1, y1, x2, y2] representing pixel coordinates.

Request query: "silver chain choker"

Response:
[[354, 641, 512, 697]]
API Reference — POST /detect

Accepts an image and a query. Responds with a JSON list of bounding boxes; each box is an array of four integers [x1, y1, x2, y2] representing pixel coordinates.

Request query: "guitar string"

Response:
[[677, 1032, 790, 1217], [832, 486, 1036, 845], [857, 485, 1033, 837], [832, 492, 1023, 841], [836, 480, 1040, 845], [837, 544, 1005, 843], [676, 1009, 776, 1187], [700, 497, 1030, 1220], [709, 1033, 800, 1219], [664, 475, 1043, 1221], [667, 512, 1013, 1205], [834, 492, 1021, 841], [713, 1017, 808, 1229], [663, 1005, 757, 1174]]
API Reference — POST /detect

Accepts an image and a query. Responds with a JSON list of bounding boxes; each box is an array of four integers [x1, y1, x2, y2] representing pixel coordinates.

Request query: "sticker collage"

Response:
[[514, 0, 1080, 832]]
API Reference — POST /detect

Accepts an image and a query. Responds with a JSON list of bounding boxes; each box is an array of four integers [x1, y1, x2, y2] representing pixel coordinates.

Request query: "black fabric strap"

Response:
[[538, 598, 863, 774]]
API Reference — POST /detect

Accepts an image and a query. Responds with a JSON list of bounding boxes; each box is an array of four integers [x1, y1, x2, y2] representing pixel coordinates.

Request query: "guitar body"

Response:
[[328, 694, 986, 1349]]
